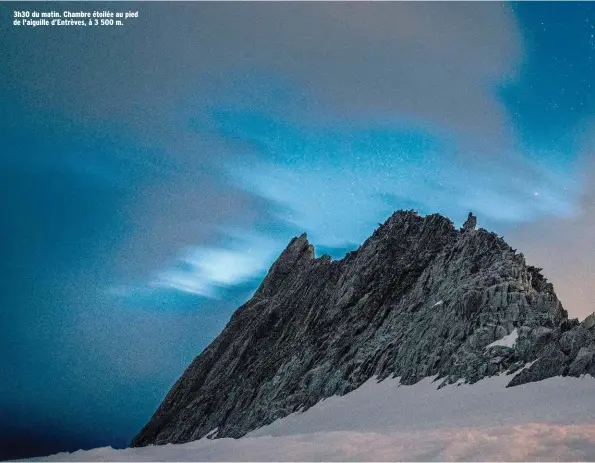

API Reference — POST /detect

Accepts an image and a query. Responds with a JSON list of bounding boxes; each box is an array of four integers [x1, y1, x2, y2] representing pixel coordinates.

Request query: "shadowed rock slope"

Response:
[[132, 210, 595, 447]]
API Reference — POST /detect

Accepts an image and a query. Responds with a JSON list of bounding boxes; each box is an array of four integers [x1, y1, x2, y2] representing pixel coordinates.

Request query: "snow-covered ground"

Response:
[[32, 373, 595, 461]]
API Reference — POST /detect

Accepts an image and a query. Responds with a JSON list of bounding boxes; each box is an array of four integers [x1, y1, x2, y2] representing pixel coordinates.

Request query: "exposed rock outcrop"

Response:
[[132, 210, 590, 448], [461, 212, 477, 232]]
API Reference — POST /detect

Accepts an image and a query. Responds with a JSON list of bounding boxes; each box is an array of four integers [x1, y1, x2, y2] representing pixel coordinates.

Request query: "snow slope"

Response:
[[31, 373, 595, 461]]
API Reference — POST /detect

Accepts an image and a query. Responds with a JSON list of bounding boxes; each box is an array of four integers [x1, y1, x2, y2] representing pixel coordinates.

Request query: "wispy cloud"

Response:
[[220, 110, 579, 247], [31, 424, 595, 462], [153, 232, 283, 298]]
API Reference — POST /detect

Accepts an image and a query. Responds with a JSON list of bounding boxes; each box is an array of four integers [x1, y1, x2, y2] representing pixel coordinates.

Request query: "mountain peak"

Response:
[[132, 210, 591, 448], [462, 211, 477, 231], [253, 233, 314, 299]]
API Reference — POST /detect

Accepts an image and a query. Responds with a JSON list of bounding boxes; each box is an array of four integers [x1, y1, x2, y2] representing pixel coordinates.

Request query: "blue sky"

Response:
[[1, 2, 595, 460]]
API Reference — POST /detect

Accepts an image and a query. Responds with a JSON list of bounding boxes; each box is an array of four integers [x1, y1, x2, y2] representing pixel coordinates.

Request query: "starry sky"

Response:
[[1, 2, 595, 460]]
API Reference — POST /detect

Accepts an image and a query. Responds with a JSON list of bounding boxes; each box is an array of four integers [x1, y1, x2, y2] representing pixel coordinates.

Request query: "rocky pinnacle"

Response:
[[132, 210, 595, 448]]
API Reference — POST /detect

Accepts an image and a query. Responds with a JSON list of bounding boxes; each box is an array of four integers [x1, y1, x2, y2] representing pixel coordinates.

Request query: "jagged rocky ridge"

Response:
[[132, 210, 595, 447]]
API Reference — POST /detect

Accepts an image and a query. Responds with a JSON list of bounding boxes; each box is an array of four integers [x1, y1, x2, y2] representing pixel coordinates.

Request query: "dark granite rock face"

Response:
[[461, 212, 477, 232], [131, 210, 589, 448], [507, 344, 567, 387]]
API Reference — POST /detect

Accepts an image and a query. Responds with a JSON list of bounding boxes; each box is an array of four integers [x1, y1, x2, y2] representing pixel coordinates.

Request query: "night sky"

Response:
[[1, 2, 595, 460]]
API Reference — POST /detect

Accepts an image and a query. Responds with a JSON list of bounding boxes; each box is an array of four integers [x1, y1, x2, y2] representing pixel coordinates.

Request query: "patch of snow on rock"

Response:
[[486, 328, 518, 348]]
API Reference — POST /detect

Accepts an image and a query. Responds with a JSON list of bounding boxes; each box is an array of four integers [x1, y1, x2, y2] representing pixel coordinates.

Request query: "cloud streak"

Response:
[[32, 424, 595, 462], [153, 232, 283, 298]]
